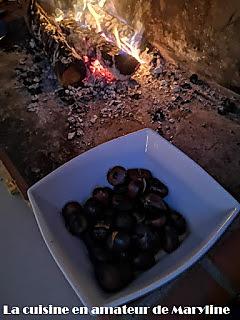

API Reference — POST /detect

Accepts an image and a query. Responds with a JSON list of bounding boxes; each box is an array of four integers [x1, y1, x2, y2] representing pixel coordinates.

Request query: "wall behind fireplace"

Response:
[[113, 0, 240, 92]]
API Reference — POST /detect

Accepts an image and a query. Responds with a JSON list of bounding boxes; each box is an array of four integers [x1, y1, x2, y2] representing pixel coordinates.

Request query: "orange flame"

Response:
[[54, 0, 145, 63]]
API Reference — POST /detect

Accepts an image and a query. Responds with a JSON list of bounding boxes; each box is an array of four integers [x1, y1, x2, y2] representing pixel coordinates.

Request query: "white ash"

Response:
[[67, 132, 76, 140], [90, 115, 98, 124], [13, 37, 240, 145]]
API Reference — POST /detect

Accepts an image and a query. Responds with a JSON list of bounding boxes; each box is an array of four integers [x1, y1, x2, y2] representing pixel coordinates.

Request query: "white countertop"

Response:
[[0, 179, 91, 320]]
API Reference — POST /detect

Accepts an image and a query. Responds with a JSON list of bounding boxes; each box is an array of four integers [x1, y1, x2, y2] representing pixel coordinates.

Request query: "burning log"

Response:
[[26, 0, 87, 87], [59, 19, 140, 80]]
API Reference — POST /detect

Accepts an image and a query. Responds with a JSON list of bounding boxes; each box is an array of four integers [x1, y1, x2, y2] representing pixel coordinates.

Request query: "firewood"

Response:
[[26, 0, 87, 87], [60, 19, 140, 80]]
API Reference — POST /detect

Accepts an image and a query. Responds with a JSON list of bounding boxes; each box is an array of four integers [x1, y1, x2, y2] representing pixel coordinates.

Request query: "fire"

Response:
[[112, 23, 145, 63], [54, 0, 145, 63], [55, 8, 64, 22]]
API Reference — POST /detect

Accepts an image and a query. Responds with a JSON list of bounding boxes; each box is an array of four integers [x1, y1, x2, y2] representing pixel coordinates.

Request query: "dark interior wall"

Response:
[[113, 0, 240, 91]]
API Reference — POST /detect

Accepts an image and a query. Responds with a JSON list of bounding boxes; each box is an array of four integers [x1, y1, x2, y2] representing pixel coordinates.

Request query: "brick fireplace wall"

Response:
[[113, 0, 240, 92]]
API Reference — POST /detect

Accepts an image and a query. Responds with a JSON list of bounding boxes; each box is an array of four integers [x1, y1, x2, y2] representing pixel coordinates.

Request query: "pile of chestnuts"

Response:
[[61, 166, 188, 293]]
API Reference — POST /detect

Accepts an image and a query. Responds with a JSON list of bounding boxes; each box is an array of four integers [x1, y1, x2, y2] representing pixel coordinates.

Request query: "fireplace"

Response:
[[0, 0, 239, 200], [26, 0, 240, 92]]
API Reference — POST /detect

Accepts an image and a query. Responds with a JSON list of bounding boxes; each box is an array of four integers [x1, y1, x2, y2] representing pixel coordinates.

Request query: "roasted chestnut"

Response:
[[107, 231, 131, 252], [132, 209, 146, 224], [95, 262, 133, 292], [91, 223, 110, 242], [92, 187, 112, 207], [114, 250, 132, 262], [133, 252, 156, 271], [89, 247, 112, 264], [84, 197, 104, 222], [127, 168, 152, 181], [133, 224, 160, 253], [112, 194, 134, 211], [102, 207, 113, 217], [107, 166, 127, 186], [168, 210, 187, 235], [95, 263, 122, 292], [148, 177, 169, 198], [62, 201, 83, 219], [142, 193, 168, 213], [113, 183, 129, 195], [114, 212, 135, 231], [128, 179, 146, 198], [146, 212, 167, 229], [161, 225, 180, 253], [65, 214, 88, 236]]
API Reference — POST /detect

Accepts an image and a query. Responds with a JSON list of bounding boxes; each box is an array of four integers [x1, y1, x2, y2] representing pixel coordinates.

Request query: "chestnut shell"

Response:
[[114, 212, 135, 231], [92, 187, 112, 207], [142, 193, 168, 213], [161, 225, 180, 253], [168, 210, 187, 235], [146, 212, 167, 229], [65, 214, 88, 236], [107, 231, 131, 252], [148, 177, 169, 198], [127, 168, 152, 181], [112, 194, 134, 212], [84, 197, 104, 222], [107, 166, 127, 186], [132, 209, 146, 224], [62, 201, 83, 219], [128, 179, 146, 198], [95, 262, 134, 292], [91, 223, 110, 242], [113, 183, 129, 195], [133, 224, 160, 253], [133, 252, 156, 271], [89, 247, 112, 264]]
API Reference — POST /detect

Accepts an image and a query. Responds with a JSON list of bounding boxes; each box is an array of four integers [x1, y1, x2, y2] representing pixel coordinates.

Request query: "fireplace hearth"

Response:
[[0, 0, 240, 204]]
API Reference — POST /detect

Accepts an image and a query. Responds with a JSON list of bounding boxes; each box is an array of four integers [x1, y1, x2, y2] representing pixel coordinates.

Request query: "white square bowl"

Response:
[[28, 128, 239, 307]]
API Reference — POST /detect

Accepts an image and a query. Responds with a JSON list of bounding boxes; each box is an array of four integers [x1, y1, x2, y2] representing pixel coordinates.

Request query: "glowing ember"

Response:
[[83, 56, 115, 82]]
